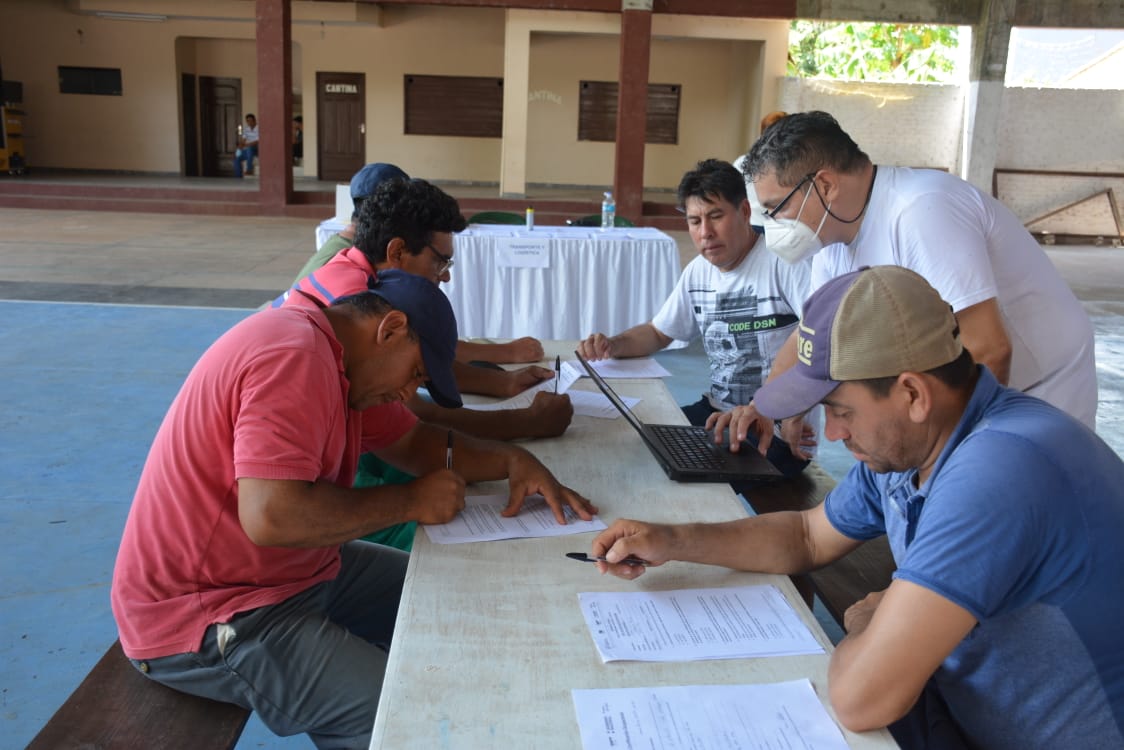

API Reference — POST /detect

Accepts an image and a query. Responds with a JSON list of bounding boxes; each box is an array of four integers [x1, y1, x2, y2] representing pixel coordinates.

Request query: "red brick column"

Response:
[[256, 0, 293, 214], [612, 3, 652, 224]]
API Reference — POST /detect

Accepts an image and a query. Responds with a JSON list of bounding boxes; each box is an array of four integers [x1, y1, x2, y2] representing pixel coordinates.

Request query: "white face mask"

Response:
[[761, 184, 831, 265]]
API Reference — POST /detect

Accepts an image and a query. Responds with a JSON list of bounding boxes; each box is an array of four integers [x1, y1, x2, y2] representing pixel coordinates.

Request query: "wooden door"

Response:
[[181, 73, 199, 177], [199, 76, 241, 177], [316, 72, 365, 182]]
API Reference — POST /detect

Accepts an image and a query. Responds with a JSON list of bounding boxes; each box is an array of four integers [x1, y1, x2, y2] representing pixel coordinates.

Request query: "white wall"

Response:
[[775, 78, 963, 170], [772, 77, 1123, 225]]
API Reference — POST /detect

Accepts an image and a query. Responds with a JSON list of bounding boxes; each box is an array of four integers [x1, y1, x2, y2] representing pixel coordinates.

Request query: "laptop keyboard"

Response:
[[649, 425, 728, 469]]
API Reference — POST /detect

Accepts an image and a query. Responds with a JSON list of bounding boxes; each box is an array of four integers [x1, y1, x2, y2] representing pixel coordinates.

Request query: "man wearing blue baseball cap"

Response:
[[112, 268, 596, 749], [587, 266, 1124, 749], [291, 162, 411, 284]]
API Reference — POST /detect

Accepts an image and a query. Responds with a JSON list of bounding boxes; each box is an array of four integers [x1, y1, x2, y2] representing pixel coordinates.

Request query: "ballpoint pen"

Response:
[[446, 429, 453, 470], [554, 355, 561, 394], [566, 552, 648, 567]]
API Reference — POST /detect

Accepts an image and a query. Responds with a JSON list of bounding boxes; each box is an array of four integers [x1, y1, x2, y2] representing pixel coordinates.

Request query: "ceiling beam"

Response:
[[348, 0, 797, 18]]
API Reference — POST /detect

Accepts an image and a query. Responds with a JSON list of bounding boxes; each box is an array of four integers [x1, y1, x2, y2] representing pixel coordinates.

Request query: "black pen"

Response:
[[446, 430, 453, 470], [554, 355, 561, 394], [566, 551, 648, 567]]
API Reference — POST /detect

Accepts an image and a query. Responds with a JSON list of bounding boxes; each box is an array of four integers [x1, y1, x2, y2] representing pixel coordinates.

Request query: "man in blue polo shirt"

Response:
[[590, 265, 1124, 748]]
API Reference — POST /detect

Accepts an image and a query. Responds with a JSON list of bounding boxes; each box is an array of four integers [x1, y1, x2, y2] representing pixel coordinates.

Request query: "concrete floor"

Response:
[[1, 206, 1121, 749]]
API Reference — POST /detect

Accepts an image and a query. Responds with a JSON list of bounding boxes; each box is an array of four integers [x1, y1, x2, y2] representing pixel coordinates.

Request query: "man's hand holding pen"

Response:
[[589, 518, 677, 579]]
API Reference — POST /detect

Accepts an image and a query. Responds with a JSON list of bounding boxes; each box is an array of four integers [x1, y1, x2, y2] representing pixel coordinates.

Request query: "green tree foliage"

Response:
[[789, 21, 960, 83]]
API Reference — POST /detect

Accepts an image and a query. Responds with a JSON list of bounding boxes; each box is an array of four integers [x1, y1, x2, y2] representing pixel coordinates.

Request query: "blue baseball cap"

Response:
[[754, 266, 962, 420], [350, 163, 409, 201], [365, 269, 462, 408]]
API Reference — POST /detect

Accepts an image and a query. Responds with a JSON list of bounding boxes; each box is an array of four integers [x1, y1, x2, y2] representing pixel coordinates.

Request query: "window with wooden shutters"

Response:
[[578, 81, 680, 144], [58, 66, 123, 96], [404, 75, 503, 138]]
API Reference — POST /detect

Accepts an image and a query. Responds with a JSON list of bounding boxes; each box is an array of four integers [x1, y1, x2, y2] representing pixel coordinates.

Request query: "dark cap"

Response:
[[755, 266, 962, 420], [365, 269, 461, 408], [350, 163, 409, 201]]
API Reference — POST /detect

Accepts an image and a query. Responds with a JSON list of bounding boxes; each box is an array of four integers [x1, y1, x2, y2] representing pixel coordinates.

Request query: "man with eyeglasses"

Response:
[[714, 110, 1097, 457], [289, 162, 546, 370], [280, 177, 572, 434], [279, 177, 574, 549]]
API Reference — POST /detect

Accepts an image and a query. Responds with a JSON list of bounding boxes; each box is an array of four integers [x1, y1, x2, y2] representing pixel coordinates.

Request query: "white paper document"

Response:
[[572, 679, 850, 750], [566, 389, 640, 419], [585, 357, 672, 379], [578, 584, 824, 662], [423, 493, 607, 544]]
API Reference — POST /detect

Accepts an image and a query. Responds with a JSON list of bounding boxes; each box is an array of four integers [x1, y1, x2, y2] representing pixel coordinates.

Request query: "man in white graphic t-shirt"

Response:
[[578, 159, 813, 477]]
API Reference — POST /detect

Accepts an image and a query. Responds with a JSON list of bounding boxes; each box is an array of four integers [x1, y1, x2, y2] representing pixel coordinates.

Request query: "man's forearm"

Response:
[[451, 359, 512, 397], [672, 513, 819, 574], [238, 478, 418, 548], [409, 398, 539, 441], [609, 323, 673, 359], [379, 420, 520, 483]]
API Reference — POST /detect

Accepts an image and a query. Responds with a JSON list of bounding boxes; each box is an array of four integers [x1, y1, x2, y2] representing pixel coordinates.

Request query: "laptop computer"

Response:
[[575, 351, 782, 483]]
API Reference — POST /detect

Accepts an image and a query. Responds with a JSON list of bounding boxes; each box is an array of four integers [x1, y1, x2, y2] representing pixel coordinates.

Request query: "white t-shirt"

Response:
[[812, 166, 1097, 427], [653, 242, 811, 411], [242, 124, 259, 145]]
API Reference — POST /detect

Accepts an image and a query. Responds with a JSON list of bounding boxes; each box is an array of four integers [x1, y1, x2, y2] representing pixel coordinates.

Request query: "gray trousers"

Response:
[[130, 541, 409, 750]]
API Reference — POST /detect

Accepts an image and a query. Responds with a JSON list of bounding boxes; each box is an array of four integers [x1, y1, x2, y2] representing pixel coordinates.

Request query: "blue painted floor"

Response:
[[1, 207, 1121, 748]]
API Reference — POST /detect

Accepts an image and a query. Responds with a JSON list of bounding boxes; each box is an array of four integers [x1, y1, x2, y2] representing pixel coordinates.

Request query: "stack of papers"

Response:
[[578, 584, 824, 662], [572, 679, 850, 750]]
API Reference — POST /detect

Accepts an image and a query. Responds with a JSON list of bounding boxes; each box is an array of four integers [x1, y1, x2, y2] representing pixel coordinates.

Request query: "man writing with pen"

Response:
[[111, 268, 596, 750]]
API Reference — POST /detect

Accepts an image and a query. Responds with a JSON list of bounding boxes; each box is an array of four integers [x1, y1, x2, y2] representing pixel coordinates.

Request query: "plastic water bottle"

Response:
[[525, 206, 534, 230], [600, 191, 615, 230]]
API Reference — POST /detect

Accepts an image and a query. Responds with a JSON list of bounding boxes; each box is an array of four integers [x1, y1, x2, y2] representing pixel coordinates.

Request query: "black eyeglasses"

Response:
[[422, 244, 455, 273], [762, 173, 816, 220]]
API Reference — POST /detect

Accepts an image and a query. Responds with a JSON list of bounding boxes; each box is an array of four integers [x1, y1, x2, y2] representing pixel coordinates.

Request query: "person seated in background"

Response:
[[280, 177, 573, 549], [590, 266, 1124, 750], [112, 269, 595, 750], [233, 113, 259, 178], [291, 162, 545, 368], [292, 115, 303, 162], [578, 159, 813, 477]]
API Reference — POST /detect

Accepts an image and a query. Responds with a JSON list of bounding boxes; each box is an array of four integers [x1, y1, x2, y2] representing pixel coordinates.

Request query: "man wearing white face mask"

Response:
[[712, 110, 1097, 455]]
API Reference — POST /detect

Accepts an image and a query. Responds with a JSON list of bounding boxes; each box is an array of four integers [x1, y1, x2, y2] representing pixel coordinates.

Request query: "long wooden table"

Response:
[[370, 343, 897, 749]]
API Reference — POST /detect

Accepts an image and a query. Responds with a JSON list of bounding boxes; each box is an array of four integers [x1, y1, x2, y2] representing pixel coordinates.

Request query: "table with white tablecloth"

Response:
[[315, 219, 682, 341]]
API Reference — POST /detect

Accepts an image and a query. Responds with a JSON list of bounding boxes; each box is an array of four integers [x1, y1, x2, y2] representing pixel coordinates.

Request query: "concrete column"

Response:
[[612, 0, 653, 222], [256, 0, 293, 213], [500, 12, 531, 198], [961, 0, 1011, 193]]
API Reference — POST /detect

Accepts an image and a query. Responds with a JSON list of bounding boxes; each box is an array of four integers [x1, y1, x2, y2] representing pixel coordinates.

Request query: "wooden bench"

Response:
[[28, 639, 250, 750], [745, 463, 897, 629]]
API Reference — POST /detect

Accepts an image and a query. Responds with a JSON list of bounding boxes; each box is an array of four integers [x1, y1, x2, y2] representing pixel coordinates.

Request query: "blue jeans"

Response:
[[129, 541, 408, 750], [233, 144, 258, 177], [680, 396, 810, 480]]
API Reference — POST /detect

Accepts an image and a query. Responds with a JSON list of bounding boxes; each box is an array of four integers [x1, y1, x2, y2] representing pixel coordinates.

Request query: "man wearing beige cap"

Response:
[[587, 266, 1124, 749]]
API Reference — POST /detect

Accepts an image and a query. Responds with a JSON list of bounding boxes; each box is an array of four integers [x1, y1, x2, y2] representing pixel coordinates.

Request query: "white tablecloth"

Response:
[[315, 220, 681, 341]]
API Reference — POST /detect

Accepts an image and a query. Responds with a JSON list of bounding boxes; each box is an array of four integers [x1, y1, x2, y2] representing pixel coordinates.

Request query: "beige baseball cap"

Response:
[[755, 265, 963, 419]]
